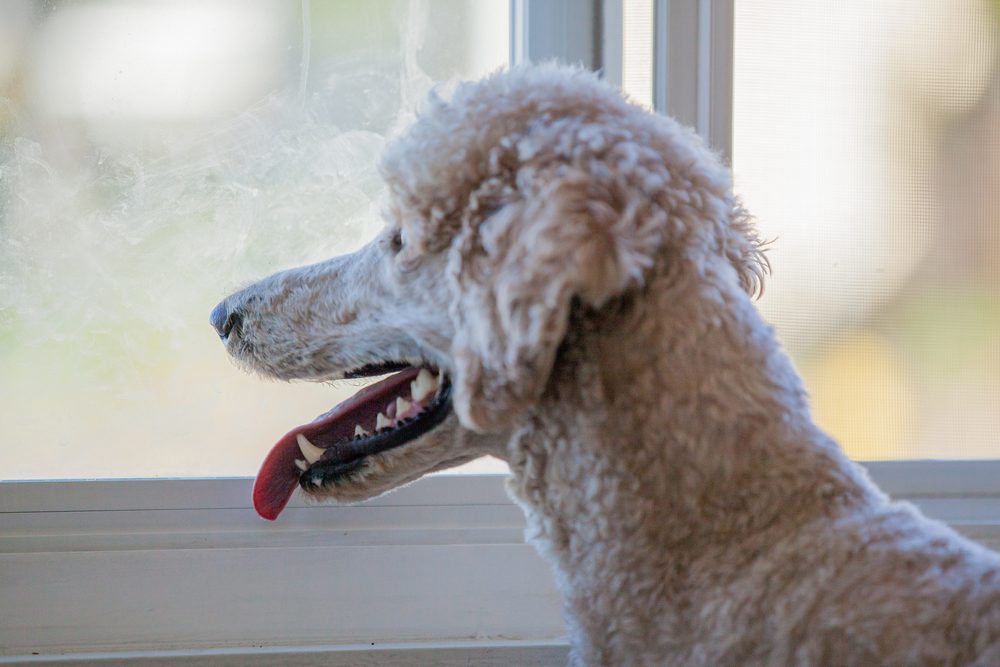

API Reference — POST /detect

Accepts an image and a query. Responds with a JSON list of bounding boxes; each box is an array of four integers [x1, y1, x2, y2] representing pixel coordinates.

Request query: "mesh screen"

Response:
[[734, 0, 1000, 459]]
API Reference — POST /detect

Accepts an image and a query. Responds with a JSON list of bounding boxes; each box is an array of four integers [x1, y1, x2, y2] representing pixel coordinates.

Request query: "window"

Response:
[[616, 0, 1000, 461], [3, 2, 998, 661], [3, 3, 559, 659], [0, 0, 509, 480], [733, 0, 1000, 461]]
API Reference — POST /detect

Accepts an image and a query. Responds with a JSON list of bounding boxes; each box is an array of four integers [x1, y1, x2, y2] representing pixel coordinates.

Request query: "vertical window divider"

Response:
[[601, 0, 624, 87], [652, 0, 733, 161], [509, 0, 602, 71], [652, 0, 669, 112]]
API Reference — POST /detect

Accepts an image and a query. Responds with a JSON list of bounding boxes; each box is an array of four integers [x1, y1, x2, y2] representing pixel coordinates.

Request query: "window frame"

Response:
[[3, 3, 998, 662], [3, 465, 999, 662], [650, 0, 733, 160], [0, 475, 567, 660]]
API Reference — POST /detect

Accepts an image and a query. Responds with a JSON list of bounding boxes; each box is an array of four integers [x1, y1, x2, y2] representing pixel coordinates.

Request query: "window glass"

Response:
[[734, 0, 1000, 459], [0, 0, 510, 479]]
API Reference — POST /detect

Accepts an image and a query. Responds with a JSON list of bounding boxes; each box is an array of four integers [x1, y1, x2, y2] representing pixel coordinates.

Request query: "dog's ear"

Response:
[[448, 169, 664, 432]]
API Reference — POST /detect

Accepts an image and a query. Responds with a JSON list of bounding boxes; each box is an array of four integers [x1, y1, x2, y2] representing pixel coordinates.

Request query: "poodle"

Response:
[[210, 65, 1000, 665]]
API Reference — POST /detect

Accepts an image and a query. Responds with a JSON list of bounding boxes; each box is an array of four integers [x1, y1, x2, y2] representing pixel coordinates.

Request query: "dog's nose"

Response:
[[210, 301, 241, 340]]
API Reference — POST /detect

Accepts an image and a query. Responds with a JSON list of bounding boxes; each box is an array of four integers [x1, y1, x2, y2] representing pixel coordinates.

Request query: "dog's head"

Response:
[[212, 65, 766, 518]]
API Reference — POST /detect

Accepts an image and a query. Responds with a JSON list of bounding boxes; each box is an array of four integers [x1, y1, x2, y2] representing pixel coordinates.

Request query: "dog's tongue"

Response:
[[252, 368, 420, 520]]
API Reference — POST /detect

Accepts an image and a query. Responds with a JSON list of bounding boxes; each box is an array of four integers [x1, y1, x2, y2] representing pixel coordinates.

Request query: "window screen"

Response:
[[734, 0, 999, 460]]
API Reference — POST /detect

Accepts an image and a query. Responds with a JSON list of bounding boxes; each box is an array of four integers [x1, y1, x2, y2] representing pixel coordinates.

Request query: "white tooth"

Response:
[[294, 458, 308, 472], [296, 433, 325, 465], [376, 412, 392, 431], [355, 424, 370, 438], [411, 368, 437, 401], [311, 475, 323, 487], [396, 397, 412, 416], [435, 369, 445, 396]]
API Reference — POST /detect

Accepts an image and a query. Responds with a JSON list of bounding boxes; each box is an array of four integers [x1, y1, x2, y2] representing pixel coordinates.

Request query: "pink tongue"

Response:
[[252, 368, 421, 520]]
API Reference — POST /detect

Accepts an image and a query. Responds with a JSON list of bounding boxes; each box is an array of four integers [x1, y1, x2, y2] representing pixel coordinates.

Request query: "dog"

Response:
[[211, 65, 1000, 665]]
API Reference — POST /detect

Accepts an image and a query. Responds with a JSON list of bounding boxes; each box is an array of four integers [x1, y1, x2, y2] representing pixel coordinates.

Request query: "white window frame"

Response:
[[599, 0, 733, 159], [3, 465, 998, 663], [3, 4, 998, 663], [651, 0, 733, 160]]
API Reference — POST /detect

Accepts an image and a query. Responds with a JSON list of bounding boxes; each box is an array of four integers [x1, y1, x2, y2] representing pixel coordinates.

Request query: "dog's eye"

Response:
[[390, 231, 403, 253]]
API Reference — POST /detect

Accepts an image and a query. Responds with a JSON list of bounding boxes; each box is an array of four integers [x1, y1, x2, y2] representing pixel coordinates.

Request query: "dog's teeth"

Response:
[[376, 412, 392, 431], [395, 397, 412, 416], [355, 424, 370, 438], [410, 381, 425, 402], [411, 368, 437, 402], [311, 474, 323, 487], [296, 433, 325, 465], [294, 458, 309, 472]]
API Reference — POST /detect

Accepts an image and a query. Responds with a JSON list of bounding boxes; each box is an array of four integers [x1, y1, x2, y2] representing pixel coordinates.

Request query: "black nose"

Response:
[[210, 301, 241, 339]]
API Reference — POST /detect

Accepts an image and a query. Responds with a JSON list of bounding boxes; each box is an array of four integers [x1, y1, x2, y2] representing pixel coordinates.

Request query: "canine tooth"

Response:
[[294, 458, 308, 472], [376, 412, 392, 431], [355, 424, 370, 438], [410, 381, 425, 402], [296, 433, 325, 465], [411, 368, 437, 401], [395, 397, 412, 416]]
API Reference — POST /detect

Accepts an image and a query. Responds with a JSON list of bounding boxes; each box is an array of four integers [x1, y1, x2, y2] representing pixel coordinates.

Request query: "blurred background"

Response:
[[734, 0, 1000, 460], [0, 0, 996, 480]]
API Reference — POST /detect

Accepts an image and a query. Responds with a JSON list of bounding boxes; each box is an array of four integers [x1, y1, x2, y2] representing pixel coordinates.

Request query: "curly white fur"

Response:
[[215, 65, 1000, 665]]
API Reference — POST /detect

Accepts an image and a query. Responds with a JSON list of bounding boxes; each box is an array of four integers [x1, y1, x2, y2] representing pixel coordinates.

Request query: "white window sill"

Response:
[[0, 640, 571, 666], [2, 462, 999, 664]]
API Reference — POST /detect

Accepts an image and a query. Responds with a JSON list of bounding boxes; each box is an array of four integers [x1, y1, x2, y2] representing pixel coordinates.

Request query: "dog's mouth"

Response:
[[252, 364, 452, 520]]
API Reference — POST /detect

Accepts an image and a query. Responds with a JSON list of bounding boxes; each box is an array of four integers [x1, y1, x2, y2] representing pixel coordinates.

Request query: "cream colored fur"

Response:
[[216, 65, 1000, 665]]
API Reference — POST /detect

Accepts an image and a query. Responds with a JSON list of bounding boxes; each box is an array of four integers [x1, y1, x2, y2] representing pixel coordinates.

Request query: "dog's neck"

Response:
[[503, 256, 882, 662]]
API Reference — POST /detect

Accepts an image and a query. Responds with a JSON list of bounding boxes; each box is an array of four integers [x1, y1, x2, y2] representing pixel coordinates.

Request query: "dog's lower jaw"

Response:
[[298, 414, 506, 504]]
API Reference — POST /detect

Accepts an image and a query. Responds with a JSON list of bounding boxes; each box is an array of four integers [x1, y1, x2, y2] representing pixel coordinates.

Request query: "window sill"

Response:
[[2, 462, 999, 662], [0, 640, 571, 666]]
